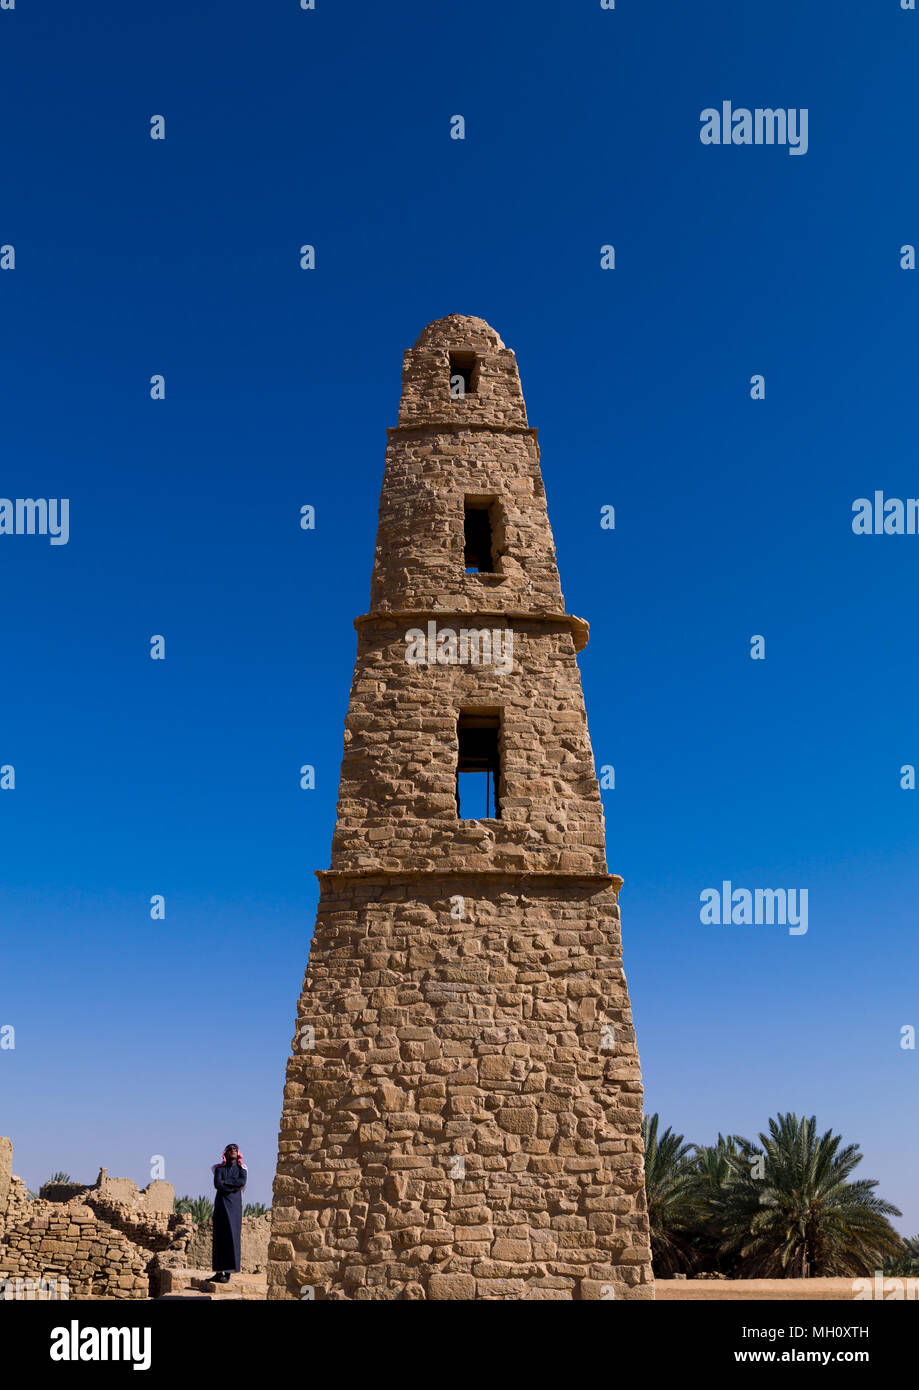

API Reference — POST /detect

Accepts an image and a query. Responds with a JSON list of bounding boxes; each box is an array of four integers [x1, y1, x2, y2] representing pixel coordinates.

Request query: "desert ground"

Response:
[[656, 1279, 876, 1301]]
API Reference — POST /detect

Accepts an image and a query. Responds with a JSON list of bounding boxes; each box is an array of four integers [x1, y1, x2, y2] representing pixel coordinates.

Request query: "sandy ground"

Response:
[[656, 1279, 866, 1301]]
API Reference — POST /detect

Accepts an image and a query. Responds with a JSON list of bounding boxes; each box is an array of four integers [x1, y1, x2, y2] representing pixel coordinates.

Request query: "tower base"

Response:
[[268, 872, 654, 1300]]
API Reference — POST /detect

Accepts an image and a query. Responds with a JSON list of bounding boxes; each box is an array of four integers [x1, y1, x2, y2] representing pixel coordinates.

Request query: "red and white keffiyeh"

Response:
[[212, 1146, 246, 1173]]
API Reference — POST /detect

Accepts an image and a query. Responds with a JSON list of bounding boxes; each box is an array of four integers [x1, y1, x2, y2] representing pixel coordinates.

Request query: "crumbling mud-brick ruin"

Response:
[[0, 1136, 190, 1299], [0, 1136, 271, 1300], [268, 315, 654, 1301]]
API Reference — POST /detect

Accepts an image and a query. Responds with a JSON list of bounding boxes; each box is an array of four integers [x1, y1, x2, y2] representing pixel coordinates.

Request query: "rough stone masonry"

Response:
[[268, 315, 654, 1300]]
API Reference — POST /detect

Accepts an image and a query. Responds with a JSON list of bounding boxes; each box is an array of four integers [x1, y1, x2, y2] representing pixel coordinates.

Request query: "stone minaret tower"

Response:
[[268, 315, 653, 1301]]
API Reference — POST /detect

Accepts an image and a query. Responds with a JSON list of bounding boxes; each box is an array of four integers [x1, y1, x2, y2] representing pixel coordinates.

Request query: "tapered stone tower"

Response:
[[268, 315, 653, 1300]]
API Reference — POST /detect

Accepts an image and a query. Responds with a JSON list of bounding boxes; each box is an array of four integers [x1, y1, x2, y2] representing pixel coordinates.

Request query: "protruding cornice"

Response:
[[316, 867, 623, 890], [386, 422, 538, 440], [352, 608, 590, 652]]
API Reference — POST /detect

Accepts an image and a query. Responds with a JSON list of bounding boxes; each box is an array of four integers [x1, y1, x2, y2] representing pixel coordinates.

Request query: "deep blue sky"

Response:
[[1, 1, 917, 1229]]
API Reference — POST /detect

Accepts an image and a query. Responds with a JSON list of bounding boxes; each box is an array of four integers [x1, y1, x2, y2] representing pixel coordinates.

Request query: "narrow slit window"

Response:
[[464, 500, 494, 573], [449, 351, 478, 399], [456, 712, 501, 820]]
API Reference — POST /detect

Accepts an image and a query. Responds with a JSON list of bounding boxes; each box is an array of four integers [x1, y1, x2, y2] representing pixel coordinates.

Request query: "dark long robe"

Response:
[[212, 1161, 247, 1272]]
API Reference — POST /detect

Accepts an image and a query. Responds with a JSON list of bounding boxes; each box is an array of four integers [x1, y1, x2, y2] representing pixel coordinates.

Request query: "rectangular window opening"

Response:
[[449, 350, 479, 398], [464, 497, 495, 573], [456, 712, 501, 820]]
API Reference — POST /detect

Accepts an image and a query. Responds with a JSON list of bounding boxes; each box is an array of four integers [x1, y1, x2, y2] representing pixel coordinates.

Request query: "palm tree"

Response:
[[641, 1113, 700, 1274], [687, 1133, 758, 1273], [692, 1133, 759, 1189], [711, 1112, 902, 1277], [882, 1234, 918, 1278], [243, 1202, 270, 1217], [173, 1194, 214, 1223], [45, 1171, 72, 1184]]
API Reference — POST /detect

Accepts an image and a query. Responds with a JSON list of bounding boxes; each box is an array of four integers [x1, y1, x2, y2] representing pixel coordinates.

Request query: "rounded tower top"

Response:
[[398, 314, 525, 429], [412, 314, 506, 352]]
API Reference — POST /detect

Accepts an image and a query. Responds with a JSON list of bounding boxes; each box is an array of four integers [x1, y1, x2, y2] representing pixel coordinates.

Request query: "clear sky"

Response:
[[1, 1, 916, 1229]]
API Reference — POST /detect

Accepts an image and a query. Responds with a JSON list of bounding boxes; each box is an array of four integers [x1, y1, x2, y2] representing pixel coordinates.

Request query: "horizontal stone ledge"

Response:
[[386, 422, 538, 438], [315, 868, 624, 890], [353, 609, 590, 652]]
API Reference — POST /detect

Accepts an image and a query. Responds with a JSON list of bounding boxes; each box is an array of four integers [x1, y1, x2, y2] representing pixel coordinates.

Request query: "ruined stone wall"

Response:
[[0, 1197, 192, 1301], [271, 874, 651, 1300], [0, 1174, 34, 1241], [186, 1213, 272, 1274], [0, 1137, 12, 1218], [0, 1141, 192, 1300], [0, 1201, 152, 1299]]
